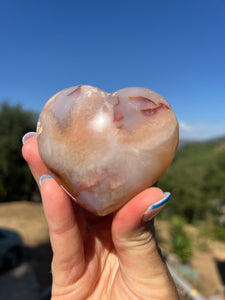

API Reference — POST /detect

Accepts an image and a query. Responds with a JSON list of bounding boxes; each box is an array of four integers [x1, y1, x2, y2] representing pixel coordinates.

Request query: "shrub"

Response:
[[170, 216, 192, 263]]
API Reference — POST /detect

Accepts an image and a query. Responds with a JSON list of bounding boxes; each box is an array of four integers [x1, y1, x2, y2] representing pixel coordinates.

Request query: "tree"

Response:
[[0, 100, 38, 201]]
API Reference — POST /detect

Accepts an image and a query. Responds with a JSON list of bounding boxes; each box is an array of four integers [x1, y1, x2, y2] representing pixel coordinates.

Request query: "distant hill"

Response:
[[178, 135, 225, 149], [178, 139, 198, 148], [158, 136, 225, 223]]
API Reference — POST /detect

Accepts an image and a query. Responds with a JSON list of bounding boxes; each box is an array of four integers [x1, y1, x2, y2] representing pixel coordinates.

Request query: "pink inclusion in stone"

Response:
[[37, 85, 179, 215]]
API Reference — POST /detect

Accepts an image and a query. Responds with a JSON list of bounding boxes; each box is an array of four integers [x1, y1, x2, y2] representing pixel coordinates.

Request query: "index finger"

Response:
[[22, 133, 86, 285]]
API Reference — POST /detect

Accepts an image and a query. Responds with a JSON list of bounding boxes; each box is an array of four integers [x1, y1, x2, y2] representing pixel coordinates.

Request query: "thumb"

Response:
[[112, 188, 177, 298]]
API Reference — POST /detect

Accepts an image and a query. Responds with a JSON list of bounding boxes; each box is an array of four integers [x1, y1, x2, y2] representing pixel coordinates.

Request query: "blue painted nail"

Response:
[[142, 192, 171, 222], [151, 192, 171, 209], [39, 174, 52, 186], [22, 132, 37, 145]]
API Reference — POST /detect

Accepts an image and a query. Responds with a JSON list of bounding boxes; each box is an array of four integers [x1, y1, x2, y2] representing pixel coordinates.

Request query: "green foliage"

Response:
[[159, 139, 225, 223], [203, 150, 225, 200], [209, 223, 225, 242], [0, 100, 38, 201], [170, 216, 192, 263], [200, 220, 225, 242]]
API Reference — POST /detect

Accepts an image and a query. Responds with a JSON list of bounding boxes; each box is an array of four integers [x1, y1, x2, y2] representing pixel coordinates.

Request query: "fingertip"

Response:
[[142, 192, 171, 223], [22, 134, 38, 163], [22, 132, 37, 145], [39, 174, 53, 187], [40, 175, 66, 201], [112, 187, 165, 235]]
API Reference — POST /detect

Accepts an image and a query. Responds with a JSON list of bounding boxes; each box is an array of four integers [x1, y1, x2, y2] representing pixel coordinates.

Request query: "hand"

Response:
[[22, 133, 178, 300]]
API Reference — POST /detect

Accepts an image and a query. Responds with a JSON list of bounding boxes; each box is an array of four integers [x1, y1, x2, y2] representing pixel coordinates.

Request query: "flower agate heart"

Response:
[[37, 85, 179, 215]]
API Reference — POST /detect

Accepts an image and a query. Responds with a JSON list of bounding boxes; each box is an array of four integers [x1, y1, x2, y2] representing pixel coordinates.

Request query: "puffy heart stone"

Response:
[[37, 85, 179, 215]]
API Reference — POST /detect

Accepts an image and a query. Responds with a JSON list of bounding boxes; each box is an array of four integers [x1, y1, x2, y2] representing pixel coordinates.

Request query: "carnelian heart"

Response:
[[37, 85, 179, 215]]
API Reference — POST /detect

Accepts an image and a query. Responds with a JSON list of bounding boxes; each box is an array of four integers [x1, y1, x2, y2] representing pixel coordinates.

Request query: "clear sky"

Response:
[[1, 0, 225, 140]]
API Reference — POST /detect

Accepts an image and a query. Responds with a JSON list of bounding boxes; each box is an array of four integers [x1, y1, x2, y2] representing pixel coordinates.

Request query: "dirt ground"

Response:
[[0, 201, 225, 299], [0, 201, 52, 298]]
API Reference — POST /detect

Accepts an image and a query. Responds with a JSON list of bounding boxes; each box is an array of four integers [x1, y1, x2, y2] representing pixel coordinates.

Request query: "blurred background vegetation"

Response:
[[157, 130, 225, 263], [0, 100, 38, 202], [158, 135, 225, 239], [1, 99, 225, 263], [159, 139, 225, 225]]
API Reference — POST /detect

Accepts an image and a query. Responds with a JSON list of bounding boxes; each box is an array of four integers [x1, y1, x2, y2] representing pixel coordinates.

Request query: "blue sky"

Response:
[[1, 0, 225, 140]]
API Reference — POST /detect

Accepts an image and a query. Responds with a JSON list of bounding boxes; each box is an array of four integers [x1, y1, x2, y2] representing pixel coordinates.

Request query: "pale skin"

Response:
[[22, 136, 179, 300]]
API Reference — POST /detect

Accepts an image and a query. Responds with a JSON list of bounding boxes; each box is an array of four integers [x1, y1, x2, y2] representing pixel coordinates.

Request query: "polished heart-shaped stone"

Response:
[[37, 85, 179, 215]]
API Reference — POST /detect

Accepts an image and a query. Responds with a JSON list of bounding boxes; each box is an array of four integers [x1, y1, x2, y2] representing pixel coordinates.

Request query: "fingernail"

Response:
[[142, 192, 171, 223], [22, 132, 37, 145], [39, 174, 52, 186]]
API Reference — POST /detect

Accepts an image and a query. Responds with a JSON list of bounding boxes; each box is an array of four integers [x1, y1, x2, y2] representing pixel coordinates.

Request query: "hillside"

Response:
[[159, 136, 225, 223]]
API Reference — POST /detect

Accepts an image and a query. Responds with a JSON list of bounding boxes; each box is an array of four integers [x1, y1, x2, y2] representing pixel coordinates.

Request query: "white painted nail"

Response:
[[22, 132, 37, 145]]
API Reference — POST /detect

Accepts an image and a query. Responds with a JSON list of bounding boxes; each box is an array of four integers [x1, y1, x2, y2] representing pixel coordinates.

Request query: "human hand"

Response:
[[22, 133, 178, 300]]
